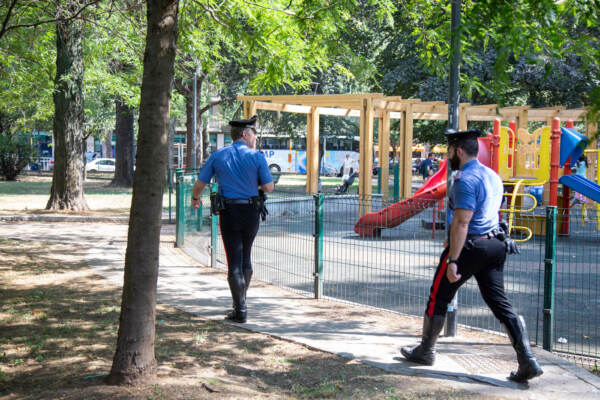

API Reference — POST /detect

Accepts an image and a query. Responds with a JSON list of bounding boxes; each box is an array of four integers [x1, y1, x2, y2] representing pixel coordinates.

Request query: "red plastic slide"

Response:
[[354, 160, 447, 237], [354, 136, 492, 237]]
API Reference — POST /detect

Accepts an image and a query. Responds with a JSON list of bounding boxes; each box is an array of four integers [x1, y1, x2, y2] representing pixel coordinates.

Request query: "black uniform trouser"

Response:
[[220, 204, 260, 313], [425, 236, 518, 324]]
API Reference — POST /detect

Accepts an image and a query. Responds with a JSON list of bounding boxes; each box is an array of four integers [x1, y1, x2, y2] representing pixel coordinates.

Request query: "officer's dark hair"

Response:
[[230, 126, 251, 141], [450, 136, 479, 157]]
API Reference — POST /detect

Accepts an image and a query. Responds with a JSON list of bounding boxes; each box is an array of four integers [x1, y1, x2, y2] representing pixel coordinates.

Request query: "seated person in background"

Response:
[[420, 153, 435, 180]]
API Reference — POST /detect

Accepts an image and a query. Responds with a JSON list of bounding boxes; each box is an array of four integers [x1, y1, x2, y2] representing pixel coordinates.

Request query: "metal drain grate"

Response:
[[449, 354, 515, 374]]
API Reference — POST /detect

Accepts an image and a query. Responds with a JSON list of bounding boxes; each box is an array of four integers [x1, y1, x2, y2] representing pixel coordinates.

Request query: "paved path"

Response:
[[2, 217, 600, 399]]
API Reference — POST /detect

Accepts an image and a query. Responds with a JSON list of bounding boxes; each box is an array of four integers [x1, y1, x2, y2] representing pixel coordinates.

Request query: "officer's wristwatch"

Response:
[[446, 257, 459, 265], [192, 196, 199, 201]]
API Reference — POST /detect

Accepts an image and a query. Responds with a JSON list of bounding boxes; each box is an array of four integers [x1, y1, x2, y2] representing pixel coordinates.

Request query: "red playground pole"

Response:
[[561, 119, 574, 234], [549, 118, 561, 207], [492, 118, 501, 174]]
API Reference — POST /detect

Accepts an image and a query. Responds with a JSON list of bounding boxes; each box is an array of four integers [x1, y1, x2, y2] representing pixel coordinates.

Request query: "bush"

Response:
[[0, 116, 37, 181]]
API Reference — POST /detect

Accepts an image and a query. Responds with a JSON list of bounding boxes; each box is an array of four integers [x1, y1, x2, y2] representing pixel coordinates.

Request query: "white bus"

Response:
[[258, 135, 360, 175]]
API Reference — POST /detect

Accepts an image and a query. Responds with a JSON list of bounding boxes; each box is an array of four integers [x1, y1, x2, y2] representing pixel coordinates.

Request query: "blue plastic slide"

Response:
[[559, 175, 600, 203]]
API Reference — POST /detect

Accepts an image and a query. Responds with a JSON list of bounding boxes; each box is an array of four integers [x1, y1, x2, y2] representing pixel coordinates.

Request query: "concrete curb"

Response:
[[0, 214, 173, 224]]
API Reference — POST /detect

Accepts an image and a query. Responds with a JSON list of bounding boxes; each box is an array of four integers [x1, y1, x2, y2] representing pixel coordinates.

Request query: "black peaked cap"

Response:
[[444, 128, 482, 144], [229, 115, 257, 128]]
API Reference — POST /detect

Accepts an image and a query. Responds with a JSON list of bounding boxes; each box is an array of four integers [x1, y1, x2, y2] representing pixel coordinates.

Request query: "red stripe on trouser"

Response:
[[427, 256, 449, 317]]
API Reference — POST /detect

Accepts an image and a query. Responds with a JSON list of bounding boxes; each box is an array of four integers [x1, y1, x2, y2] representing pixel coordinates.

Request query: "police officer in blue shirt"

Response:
[[191, 115, 274, 323], [401, 129, 543, 383]]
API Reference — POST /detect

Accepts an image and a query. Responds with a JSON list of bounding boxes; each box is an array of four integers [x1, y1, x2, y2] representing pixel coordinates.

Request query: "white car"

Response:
[[86, 158, 115, 172]]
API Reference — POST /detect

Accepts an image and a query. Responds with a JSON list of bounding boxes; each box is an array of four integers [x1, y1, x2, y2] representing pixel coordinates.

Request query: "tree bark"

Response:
[[184, 77, 202, 169], [46, 1, 88, 211], [185, 87, 193, 169], [106, 0, 179, 386], [110, 99, 135, 187]]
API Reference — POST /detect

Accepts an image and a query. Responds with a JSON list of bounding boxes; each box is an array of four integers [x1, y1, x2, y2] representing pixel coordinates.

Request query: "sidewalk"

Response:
[[2, 218, 600, 399]]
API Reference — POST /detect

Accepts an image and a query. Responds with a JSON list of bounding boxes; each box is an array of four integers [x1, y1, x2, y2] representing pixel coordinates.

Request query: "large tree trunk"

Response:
[[185, 89, 193, 169], [184, 77, 202, 169], [46, 1, 88, 211], [110, 99, 135, 187], [107, 0, 179, 386]]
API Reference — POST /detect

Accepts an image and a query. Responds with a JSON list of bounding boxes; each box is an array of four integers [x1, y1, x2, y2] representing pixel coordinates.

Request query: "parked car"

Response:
[[86, 158, 115, 172]]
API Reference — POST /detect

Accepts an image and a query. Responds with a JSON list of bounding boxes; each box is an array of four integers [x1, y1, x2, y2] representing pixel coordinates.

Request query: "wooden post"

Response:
[[359, 98, 374, 214], [401, 103, 413, 198], [459, 103, 468, 131], [587, 118, 598, 150], [549, 118, 561, 206], [243, 100, 256, 119], [306, 107, 320, 194], [380, 112, 391, 201]]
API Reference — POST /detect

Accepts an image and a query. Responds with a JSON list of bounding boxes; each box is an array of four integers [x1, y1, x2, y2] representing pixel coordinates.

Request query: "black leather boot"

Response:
[[226, 309, 247, 323], [503, 316, 543, 382], [231, 270, 252, 311], [244, 269, 253, 297], [227, 273, 247, 323], [401, 314, 445, 366]]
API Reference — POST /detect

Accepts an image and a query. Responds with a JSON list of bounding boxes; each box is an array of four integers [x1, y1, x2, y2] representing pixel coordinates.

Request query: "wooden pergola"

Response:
[[238, 93, 595, 205]]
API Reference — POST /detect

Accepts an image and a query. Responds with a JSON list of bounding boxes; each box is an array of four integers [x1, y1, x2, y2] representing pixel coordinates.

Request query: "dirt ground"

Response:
[[0, 236, 512, 400]]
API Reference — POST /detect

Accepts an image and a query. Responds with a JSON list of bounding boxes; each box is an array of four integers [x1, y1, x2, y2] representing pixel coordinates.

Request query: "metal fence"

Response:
[[175, 173, 600, 368]]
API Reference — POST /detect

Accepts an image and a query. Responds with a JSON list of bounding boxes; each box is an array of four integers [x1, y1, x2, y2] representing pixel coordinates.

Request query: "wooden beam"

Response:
[[412, 113, 448, 120], [238, 93, 384, 103], [401, 104, 413, 198], [306, 107, 320, 194], [380, 112, 391, 201], [412, 103, 448, 113], [254, 101, 311, 114], [359, 98, 374, 214]]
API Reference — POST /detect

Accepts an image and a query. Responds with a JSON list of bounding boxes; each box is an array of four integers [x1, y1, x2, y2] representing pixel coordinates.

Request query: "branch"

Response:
[[0, 0, 102, 39], [242, 0, 333, 20], [0, 0, 19, 41], [199, 99, 227, 115], [191, 0, 229, 28]]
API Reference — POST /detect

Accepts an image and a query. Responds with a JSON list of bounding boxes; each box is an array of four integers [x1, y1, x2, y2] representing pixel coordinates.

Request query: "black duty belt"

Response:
[[226, 198, 253, 205], [467, 229, 500, 241]]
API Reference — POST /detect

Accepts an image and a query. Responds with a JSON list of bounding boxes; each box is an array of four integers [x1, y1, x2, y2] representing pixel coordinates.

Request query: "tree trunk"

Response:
[[185, 88, 193, 169], [46, 1, 88, 211], [202, 122, 209, 161], [110, 99, 135, 187], [106, 0, 179, 386], [184, 78, 202, 169]]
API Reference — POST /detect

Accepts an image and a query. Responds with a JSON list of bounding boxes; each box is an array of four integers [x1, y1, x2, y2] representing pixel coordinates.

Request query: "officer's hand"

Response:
[[446, 262, 461, 283], [505, 238, 520, 254], [192, 198, 201, 210]]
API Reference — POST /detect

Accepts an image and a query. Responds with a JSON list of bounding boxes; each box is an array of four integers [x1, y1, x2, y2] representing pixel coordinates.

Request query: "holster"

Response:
[[210, 192, 226, 215], [252, 190, 269, 221]]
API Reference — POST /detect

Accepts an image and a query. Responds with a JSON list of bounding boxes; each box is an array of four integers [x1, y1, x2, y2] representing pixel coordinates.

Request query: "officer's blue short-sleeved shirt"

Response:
[[449, 159, 503, 235], [198, 141, 273, 199]]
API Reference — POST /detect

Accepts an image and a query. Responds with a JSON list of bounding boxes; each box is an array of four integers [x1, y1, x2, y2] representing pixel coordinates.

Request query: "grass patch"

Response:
[[0, 232, 500, 400]]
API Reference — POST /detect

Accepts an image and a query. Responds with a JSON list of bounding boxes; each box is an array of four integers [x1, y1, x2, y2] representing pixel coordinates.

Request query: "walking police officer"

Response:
[[191, 115, 274, 323], [401, 129, 543, 383]]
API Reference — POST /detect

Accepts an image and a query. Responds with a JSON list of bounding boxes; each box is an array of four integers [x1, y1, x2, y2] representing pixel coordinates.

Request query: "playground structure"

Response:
[[236, 94, 598, 236], [355, 117, 600, 238]]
